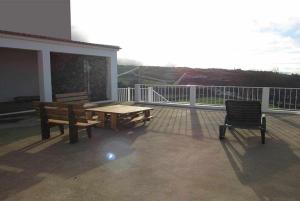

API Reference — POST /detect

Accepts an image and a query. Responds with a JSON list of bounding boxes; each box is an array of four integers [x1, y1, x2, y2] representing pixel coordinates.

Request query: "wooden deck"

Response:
[[0, 105, 299, 201]]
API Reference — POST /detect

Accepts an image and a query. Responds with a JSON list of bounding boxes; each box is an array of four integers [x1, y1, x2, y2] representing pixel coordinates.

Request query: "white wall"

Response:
[[0, 0, 71, 40], [0, 48, 39, 102]]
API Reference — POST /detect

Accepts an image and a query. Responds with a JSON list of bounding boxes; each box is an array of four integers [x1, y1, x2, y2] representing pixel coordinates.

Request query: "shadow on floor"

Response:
[[271, 114, 300, 129], [221, 128, 300, 201], [0, 124, 148, 200]]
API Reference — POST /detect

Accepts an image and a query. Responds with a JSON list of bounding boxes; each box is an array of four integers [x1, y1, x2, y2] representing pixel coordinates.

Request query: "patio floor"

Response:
[[0, 105, 300, 201]]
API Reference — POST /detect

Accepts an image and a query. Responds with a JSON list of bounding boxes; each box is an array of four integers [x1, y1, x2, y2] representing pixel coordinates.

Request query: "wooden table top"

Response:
[[86, 105, 153, 114]]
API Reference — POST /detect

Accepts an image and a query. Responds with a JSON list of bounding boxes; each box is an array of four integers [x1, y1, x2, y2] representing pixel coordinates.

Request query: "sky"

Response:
[[71, 0, 300, 74]]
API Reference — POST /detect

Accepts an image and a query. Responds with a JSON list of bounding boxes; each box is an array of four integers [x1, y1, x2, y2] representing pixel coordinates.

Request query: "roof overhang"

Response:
[[0, 30, 121, 57]]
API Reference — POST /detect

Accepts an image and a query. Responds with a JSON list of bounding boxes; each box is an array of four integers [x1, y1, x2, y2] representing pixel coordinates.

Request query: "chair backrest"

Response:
[[55, 92, 89, 104], [225, 100, 262, 126]]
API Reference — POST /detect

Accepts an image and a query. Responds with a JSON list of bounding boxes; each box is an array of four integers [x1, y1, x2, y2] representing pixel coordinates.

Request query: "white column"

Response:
[[190, 85, 196, 106], [148, 87, 153, 103], [127, 87, 131, 102], [37, 50, 52, 101], [262, 87, 270, 112], [106, 53, 118, 101], [135, 84, 141, 102]]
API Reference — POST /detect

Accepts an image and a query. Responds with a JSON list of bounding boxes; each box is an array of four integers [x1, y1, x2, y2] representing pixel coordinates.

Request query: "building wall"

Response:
[[0, 0, 71, 39], [0, 48, 39, 102]]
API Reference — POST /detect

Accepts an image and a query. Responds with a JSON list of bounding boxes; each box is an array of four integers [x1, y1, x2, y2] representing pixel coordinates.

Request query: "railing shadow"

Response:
[[189, 108, 204, 140], [271, 114, 300, 129]]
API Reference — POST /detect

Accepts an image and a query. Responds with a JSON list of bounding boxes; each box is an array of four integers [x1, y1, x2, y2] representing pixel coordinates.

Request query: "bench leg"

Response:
[[41, 122, 50, 140], [69, 124, 78, 144], [86, 127, 92, 139], [58, 125, 64, 134]]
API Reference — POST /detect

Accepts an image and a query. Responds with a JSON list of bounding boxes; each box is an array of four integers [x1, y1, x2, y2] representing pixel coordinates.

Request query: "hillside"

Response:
[[118, 65, 300, 88]]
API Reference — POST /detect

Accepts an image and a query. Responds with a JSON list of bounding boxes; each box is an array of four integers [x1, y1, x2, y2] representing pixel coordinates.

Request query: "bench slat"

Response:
[[76, 120, 99, 127], [55, 92, 88, 98], [56, 95, 89, 103], [48, 119, 69, 125]]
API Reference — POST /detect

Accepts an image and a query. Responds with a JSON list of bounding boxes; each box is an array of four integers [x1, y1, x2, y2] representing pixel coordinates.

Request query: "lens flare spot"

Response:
[[106, 152, 116, 161]]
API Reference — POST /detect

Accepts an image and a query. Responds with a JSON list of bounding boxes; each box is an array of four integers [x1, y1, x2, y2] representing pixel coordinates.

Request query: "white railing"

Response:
[[195, 86, 263, 105], [138, 85, 263, 105], [118, 85, 300, 113], [269, 88, 300, 110], [153, 90, 169, 103], [117, 88, 135, 102]]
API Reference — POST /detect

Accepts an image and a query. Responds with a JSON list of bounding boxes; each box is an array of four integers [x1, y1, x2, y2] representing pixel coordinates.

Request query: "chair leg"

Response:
[[86, 127, 92, 139], [219, 125, 226, 139], [262, 116, 267, 132], [261, 115, 266, 144]]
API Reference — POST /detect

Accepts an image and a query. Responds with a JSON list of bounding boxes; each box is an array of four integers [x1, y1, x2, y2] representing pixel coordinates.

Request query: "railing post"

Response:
[[127, 87, 131, 102], [148, 87, 153, 103], [190, 85, 196, 106], [262, 87, 270, 112], [135, 84, 141, 102]]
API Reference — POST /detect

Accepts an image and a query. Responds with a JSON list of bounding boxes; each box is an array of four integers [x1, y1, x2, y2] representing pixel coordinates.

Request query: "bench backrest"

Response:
[[39, 102, 87, 123], [40, 102, 68, 121], [225, 100, 262, 126], [68, 104, 88, 123], [55, 92, 89, 104]]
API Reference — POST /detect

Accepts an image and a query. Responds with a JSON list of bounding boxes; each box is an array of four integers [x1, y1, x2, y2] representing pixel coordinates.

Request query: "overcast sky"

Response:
[[71, 0, 300, 73]]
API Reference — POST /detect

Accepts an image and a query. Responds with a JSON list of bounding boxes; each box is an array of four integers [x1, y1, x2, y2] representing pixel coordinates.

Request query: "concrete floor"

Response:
[[0, 105, 300, 201]]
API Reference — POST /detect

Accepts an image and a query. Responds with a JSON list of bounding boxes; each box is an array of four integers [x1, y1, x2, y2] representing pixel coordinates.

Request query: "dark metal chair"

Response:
[[219, 100, 266, 144]]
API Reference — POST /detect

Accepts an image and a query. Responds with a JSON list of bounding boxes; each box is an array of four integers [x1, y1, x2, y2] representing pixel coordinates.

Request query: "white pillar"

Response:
[[37, 50, 52, 101], [135, 84, 141, 102], [127, 87, 131, 102], [190, 85, 196, 106], [148, 87, 153, 103], [106, 54, 118, 101], [262, 87, 270, 112]]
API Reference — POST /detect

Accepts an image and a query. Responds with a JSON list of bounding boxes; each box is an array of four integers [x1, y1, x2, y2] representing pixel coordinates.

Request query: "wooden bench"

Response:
[[86, 105, 153, 130], [38, 102, 99, 143], [219, 100, 267, 144], [119, 111, 153, 128]]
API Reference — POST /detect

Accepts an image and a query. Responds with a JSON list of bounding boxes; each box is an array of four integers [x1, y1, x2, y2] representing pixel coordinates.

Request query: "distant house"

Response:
[[0, 0, 120, 104]]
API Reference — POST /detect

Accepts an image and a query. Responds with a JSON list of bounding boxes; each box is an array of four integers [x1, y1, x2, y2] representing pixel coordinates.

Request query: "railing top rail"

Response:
[[136, 84, 300, 90], [270, 87, 300, 90], [138, 84, 264, 88]]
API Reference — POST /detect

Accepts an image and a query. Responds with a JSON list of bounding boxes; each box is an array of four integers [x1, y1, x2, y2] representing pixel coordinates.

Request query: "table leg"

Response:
[[144, 110, 150, 118], [97, 112, 105, 128], [111, 113, 118, 131], [86, 111, 93, 120]]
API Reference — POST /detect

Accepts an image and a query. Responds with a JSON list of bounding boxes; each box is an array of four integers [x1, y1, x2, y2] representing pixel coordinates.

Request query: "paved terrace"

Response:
[[0, 105, 300, 201]]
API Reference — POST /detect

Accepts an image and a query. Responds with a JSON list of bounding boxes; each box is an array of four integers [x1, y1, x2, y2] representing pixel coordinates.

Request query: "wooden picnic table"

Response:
[[86, 105, 153, 130]]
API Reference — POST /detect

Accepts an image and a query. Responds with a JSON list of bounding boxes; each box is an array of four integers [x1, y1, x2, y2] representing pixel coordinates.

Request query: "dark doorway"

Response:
[[50, 52, 107, 101]]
